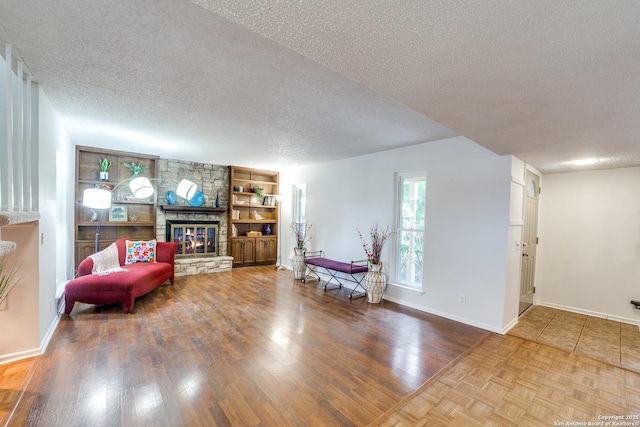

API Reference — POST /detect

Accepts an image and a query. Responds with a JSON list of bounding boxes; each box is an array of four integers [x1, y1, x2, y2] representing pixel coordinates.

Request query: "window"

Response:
[[395, 171, 426, 289], [292, 184, 307, 246], [293, 184, 306, 225]]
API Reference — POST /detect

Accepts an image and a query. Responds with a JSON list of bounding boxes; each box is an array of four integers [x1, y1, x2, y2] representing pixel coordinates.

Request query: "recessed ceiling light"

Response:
[[570, 158, 599, 166]]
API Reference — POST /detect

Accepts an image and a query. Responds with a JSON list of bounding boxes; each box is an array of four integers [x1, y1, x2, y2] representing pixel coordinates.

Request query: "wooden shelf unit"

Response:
[[228, 166, 279, 267], [74, 146, 159, 268]]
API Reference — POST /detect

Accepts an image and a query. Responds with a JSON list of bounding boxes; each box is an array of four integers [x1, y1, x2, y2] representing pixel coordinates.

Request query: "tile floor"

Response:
[[508, 305, 640, 371]]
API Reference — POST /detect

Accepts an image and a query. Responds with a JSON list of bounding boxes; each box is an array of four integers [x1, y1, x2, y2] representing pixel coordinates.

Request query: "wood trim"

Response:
[[160, 205, 227, 214]]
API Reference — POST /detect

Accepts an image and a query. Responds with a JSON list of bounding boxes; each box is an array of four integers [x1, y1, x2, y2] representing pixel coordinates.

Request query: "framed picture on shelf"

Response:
[[109, 205, 127, 222]]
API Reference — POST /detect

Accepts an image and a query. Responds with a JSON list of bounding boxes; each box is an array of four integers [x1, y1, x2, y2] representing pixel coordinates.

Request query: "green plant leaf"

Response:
[[0, 254, 21, 307]]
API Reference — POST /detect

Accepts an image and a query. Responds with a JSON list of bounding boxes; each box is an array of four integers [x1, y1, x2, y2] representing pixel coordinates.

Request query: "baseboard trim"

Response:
[[0, 314, 61, 365], [502, 316, 519, 334], [0, 348, 41, 365], [40, 314, 61, 354], [536, 300, 640, 326], [382, 295, 501, 333]]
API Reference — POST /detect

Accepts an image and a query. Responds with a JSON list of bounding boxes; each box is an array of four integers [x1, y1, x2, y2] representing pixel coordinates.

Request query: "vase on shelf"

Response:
[[292, 247, 306, 279], [99, 171, 109, 182], [365, 261, 386, 303]]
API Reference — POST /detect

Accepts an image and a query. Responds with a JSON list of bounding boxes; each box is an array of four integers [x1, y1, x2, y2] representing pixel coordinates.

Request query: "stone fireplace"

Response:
[[156, 159, 233, 276], [166, 220, 219, 258]]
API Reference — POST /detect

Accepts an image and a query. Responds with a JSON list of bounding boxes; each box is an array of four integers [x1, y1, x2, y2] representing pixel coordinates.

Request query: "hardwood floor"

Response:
[[372, 334, 640, 426], [8, 271, 637, 426], [3, 266, 489, 426], [0, 358, 36, 426]]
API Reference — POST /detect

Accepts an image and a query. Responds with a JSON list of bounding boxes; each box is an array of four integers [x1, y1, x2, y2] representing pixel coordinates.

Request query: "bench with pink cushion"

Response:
[[65, 238, 178, 314], [302, 250, 368, 299]]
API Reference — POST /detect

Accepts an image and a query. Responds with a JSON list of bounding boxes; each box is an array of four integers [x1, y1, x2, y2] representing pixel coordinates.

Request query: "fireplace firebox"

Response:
[[166, 220, 219, 258]]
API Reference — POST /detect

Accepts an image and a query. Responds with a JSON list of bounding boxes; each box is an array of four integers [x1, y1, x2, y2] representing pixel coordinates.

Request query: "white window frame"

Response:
[[394, 171, 426, 290], [292, 183, 307, 244]]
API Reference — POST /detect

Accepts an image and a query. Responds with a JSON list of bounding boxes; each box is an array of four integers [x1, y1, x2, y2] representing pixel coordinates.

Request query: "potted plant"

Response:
[[99, 158, 111, 181], [254, 187, 264, 203], [0, 254, 20, 307], [291, 222, 312, 279], [123, 161, 148, 177], [358, 222, 391, 303]]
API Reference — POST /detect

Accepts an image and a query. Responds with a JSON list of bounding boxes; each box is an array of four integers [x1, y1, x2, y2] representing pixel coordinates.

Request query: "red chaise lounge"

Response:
[[65, 238, 178, 314]]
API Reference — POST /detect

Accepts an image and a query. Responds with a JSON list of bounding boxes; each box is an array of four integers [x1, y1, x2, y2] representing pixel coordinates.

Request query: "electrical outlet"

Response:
[[459, 295, 466, 305]]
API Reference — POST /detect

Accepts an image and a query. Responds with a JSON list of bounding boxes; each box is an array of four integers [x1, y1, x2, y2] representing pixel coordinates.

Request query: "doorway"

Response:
[[519, 169, 540, 315]]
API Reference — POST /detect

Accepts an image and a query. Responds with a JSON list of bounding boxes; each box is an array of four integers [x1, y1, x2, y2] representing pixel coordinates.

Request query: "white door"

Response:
[[519, 170, 540, 315]]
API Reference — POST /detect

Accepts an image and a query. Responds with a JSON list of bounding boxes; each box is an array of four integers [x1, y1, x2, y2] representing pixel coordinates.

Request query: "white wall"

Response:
[[284, 136, 515, 333], [38, 88, 71, 346], [55, 114, 75, 284], [536, 167, 640, 325]]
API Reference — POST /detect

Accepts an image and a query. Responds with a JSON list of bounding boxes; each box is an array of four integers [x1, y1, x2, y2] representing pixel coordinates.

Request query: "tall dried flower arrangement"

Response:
[[358, 222, 391, 265], [292, 222, 312, 249]]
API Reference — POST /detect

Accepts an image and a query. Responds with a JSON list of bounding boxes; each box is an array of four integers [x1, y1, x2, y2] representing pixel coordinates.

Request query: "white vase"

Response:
[[365, 261, 386, 303], [292, 247, 306, 279], [99, 171, 109, 181]]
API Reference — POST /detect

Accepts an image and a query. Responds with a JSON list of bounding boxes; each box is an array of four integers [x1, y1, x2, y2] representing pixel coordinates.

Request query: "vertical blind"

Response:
[[0, 42, 38, 212]]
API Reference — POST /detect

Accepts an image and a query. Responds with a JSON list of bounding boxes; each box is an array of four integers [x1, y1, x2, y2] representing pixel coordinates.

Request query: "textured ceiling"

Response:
[[1, 1, 639, 172]]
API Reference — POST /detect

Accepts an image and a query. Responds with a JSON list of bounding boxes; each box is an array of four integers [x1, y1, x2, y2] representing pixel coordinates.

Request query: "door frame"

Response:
[[519, 165, 542, 315]]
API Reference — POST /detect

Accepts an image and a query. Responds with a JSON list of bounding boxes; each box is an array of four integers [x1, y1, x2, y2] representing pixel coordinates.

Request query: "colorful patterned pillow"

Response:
[[125, 239, 157, 264]]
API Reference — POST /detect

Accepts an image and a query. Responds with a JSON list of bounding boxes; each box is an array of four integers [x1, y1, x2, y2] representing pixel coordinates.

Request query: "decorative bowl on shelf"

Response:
[[165, 191, 177, 205], [188, 190, 205, 207]]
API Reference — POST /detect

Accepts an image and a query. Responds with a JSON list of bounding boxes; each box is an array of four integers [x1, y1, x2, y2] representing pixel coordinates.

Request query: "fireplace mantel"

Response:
[[161, 205, 227, 214]]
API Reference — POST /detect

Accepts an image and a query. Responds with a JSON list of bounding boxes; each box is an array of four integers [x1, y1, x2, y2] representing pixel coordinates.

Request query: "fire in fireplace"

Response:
[[166, 220, 219, 258]]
